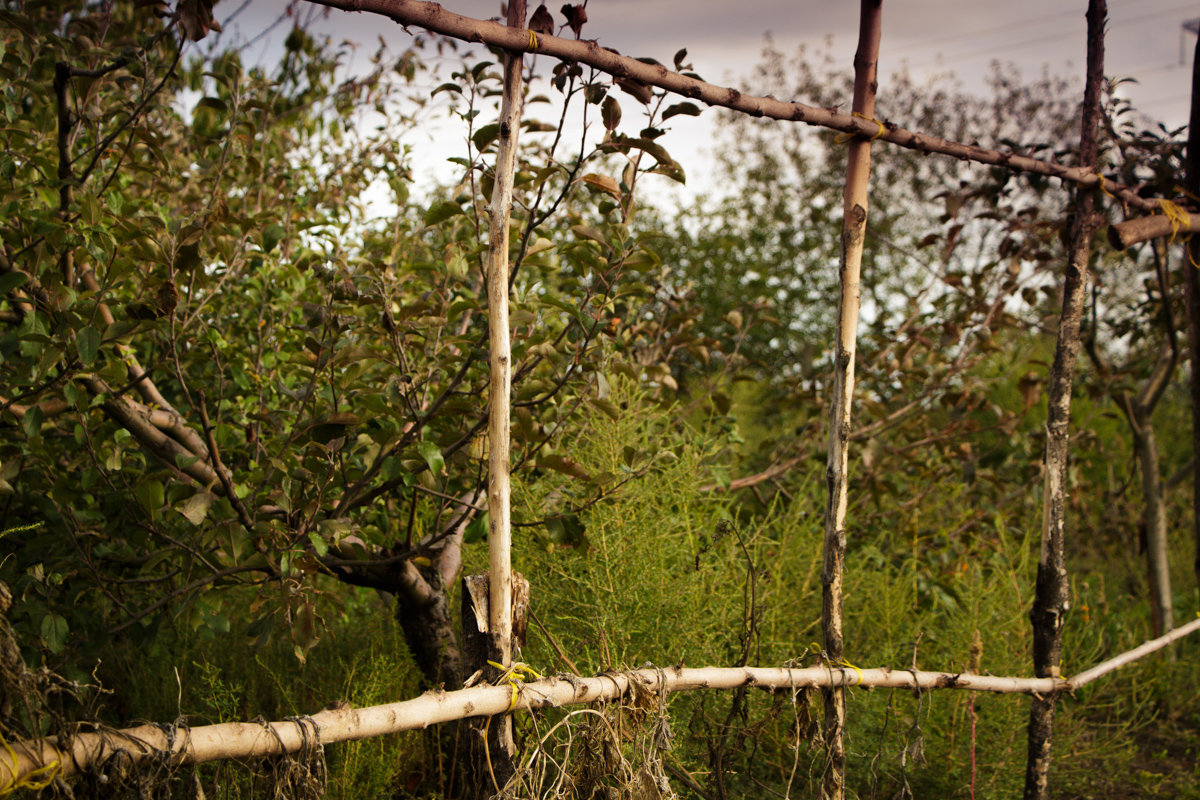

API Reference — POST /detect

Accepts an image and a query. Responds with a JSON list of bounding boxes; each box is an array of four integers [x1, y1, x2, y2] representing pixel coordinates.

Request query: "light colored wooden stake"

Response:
[[821, 3, 881, 799], [1023, 3, 1106, 799], [486, 0, 527, 764]]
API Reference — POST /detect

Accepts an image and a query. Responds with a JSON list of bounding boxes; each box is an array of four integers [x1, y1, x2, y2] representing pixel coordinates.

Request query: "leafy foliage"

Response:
[[0, 4, 1196, 799]]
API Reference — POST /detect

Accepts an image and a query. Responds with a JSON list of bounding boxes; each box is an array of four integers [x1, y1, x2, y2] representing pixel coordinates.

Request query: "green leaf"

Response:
[[135, 479, 166, 521], [21, 405, 43, 439], [262, 223, 285, 253], [196, 96, 228, 112], [582, 173, 621, 200], [40, 613, 69, 654], [464, 511, 489, 544], [662, 102, 702, 121], [545, 513, 586, 545], [0, 271, 28, 293], [539, 453, 591, 480], [76, 325, 100, 366], [416, 440, 445, 477], [176, 491, 215, 526], [424, 200, 463, 227], [307, 530, 330, 557], [472, 123, 500, 152], [589, 397, 621, 420]]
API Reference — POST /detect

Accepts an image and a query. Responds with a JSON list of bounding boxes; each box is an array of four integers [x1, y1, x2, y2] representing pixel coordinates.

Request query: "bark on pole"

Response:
[[1185, 3, 1200, 602], [821, 3, 881, 799], [1023, 2, 1106, 798], [486, 0, 526, 768], [6, 620, 1200, 792], [306, 0, 1162, 211]]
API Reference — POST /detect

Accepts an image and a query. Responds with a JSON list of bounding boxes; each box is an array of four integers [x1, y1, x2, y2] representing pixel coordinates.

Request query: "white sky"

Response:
[[219, 0, 1199, 201]]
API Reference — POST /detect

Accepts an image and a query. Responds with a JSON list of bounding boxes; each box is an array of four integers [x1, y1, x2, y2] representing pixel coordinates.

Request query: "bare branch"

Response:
[[305, 0, 1160, 212]]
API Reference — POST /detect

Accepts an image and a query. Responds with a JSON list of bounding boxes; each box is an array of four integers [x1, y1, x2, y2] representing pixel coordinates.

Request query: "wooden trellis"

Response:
[[3, 1, 1199, 798]]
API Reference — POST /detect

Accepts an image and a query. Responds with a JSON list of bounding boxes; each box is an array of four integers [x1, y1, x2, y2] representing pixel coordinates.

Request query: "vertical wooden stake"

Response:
[[821, 3, 881, 799], [1184, 0, 1200, 607], [1023, 2, 1105, 798], [486, 0, 527, 771]]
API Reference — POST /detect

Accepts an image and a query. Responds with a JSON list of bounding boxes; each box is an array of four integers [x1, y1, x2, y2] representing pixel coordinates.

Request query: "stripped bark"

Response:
[[484, 0, 527, 778], [304, 0, 1161, 212], [7, 620, 1200, 794], [821, 4, 881, 799], [1023, 3, 1106, 798]]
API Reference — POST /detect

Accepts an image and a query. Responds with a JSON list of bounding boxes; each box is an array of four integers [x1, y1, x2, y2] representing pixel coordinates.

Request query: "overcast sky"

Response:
[[221, 0, 1199, 198]]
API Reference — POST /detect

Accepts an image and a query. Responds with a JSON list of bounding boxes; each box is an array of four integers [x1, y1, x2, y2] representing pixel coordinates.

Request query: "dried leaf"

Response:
[[560, 3, 587, 37], [529, 3, 554, 35]]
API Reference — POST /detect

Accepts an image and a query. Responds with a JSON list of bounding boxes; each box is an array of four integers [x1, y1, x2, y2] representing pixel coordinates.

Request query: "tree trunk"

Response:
[[1023, 3, 1105, 799], [1134, 416, 1174, 636]]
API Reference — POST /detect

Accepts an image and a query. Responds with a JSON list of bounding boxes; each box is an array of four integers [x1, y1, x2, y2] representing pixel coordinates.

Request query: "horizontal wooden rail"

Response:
[[1108, 213, 1200, 250], [305, 0, 1163, 214], [4, 616, 1197, 792]]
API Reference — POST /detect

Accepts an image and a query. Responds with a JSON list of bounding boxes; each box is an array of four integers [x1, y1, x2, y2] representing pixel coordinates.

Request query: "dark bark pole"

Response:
[[1022, 2, 1106, 798], [1185, 4, 1200, 605], [821, 3, 882, 799]]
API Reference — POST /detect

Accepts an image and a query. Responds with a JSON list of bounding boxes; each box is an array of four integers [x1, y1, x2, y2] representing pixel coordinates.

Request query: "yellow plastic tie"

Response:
[[0, 732, 61, 798], [486, 660, 542, 712], [1160, 199, 1191, 245], [836, 658, 865, 685], [836, 112, 886, 144], [528, 30, 539, 50], [1096, 174, 1116, 200], [507, 682, 519, 711]]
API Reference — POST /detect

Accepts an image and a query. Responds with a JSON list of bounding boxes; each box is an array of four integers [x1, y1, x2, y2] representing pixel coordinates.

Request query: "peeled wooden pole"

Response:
[[1023, 3, 1106, 798], [820, 4, 881, 799], [8, 621, 1199, 793], [485, 0, 527, 767]]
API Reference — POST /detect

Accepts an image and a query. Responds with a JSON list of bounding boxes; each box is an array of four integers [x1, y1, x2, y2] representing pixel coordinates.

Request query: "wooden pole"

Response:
[[1023, 2, 1106, 798], [486, 0, 527, 771], [821, 3, 881, 799], [0, 667, 1073, 791], [305, 0, 1161, 212], [1184, 0, 1200, 606], [8, 621, 1199, 793]]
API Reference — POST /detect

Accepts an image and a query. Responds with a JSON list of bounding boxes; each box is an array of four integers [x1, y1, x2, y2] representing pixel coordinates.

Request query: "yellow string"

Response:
[[0, 732, 61, 797], [1096, 174, 1116, 200], [487, 660, 542, 711], [1160, 199, 1191, 245], [835, 111, 886, 144], [528, 30, 538, 50], [835, 657, 865, 685]]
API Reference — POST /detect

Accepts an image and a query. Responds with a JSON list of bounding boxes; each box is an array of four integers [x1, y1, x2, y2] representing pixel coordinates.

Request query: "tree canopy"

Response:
[[0, 3, 1197, 799]]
